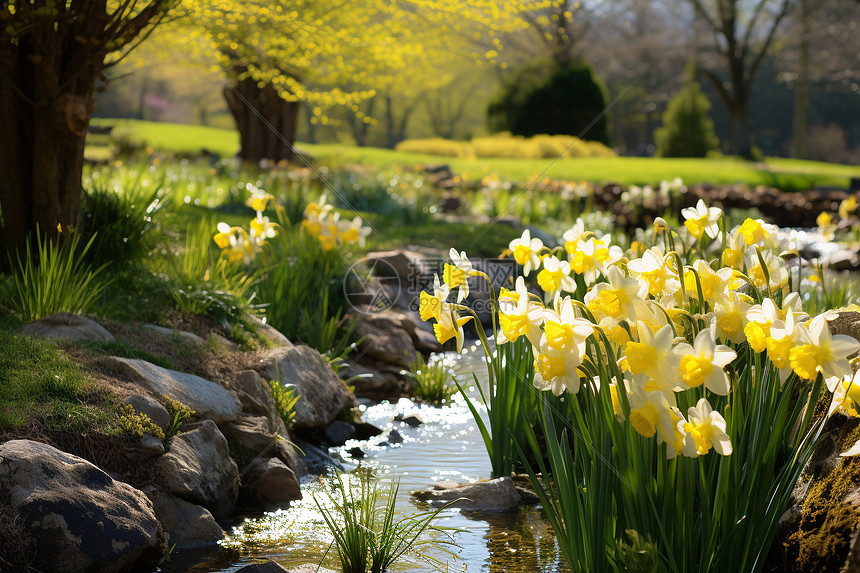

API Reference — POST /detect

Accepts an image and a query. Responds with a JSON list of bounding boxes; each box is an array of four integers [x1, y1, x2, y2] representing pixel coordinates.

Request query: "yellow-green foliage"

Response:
[[267, 380, 299, 430], [395, 133, 615, 160], [783, 416, 860, 572], [161, 395, 195, 436], [118, 405, 165, 440]]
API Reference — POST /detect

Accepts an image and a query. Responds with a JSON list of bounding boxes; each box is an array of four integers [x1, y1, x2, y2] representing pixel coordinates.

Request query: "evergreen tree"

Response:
[[655, 69, 719, 158]]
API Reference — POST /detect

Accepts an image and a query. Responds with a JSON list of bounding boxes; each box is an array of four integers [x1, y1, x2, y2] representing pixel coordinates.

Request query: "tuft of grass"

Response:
[[315, 471, 457, 573], [267, 380, 300, 431], [405, 353, 456, 405], [0, 227, 111, 323]]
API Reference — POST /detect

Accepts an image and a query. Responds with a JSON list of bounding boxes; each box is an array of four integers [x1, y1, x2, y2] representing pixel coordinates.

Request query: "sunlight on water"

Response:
[[160, 343, 566, 573]]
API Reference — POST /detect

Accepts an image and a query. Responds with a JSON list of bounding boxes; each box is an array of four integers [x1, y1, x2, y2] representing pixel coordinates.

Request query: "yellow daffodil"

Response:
[[628, 381, 676, 440], [839, 196, 857, 219], [624, 321, 680, 392], [497, 276, 544, 347], [541, 297, 594, 353], [509, 229, 543, 276], [744, 298, 781, 352], [585, 266, 651, 322], [672, 328, 736, 395], [562, 219, 587, 255], [246, 188, 274, 212], [627, 248, 680, 299], [681, 398, 732, 457], [789, 314, 860, 391], [537, 255, 576, 294], [681, 199, 722, 240], [533, 344, 585, 395], [722, 229, 744, 270]]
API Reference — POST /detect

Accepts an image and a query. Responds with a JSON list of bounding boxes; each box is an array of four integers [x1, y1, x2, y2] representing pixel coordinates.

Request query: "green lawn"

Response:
[[89, 119, 860, 191]]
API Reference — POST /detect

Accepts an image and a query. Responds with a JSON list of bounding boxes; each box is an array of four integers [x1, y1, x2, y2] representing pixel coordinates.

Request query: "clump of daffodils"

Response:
[[213, 186, 279, 263], [422, 205, 860, 460], [301, 195, 370, 251]]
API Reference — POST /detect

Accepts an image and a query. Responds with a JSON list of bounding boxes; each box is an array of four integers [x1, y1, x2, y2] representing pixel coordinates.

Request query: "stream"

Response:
[[160, 342, 567, 573]]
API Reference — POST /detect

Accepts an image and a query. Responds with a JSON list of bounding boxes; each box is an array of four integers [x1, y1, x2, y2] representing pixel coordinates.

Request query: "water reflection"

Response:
[[159, 343, 564, 573]]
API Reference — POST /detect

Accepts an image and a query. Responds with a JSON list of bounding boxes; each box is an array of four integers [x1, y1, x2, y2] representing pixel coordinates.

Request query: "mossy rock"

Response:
[[775, 413, 860, 572]]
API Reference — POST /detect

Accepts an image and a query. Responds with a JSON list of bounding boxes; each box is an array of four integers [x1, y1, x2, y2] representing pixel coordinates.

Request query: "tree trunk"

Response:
[[0, 31, 99, 254], [792, 0, 811, 159], [224, 76, 301, 163]]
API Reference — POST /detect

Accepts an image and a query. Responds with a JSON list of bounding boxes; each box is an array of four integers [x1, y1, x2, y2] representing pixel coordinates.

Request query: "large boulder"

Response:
[[105, 357, 242, 424], [156, 420, 240, 519], [222, 414, 280, 456], [239, 458, 301, 510], [249, 315, 294, 348], [265, 345, 354, 430], [412, 476, 522, 511], [0, 440, 164, 572], [355, 310, 419, 369], [144, 487, 223, 548], [19, 312, 115, 343]]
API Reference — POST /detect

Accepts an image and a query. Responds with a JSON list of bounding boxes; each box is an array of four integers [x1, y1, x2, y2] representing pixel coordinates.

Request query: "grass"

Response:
[[315, 471, 456, 573], [0, 329, 103, 430], [405, 353, 456, 405], [88, 119, 860, 191]]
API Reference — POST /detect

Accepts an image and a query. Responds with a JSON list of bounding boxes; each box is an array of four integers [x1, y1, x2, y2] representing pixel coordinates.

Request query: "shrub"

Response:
[[488, 62, 610, 144], [395, 133, 614, 160], [394, 137, 467, 157], [77, 170, 163, 269], [0, 227, 110, 323], [654, 66, 720, 158]]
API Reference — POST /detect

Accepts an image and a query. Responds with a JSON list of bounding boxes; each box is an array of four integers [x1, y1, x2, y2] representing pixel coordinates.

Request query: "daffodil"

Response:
[[509, 229, 543, 276], [829, 369, 860, 417], [624, 321, 680, 392], [585, 266, 650, 322], [672, 328, 736, 395], [839, 196, 857, 219], [337, 216, 370, 247], [533, 344, 585, 395], [250, 215, 278, 245], [419, 275, 449, 322], [246, 187, 274, 212], [497, 276, 544, 347], [745, 247, 789, 293], [681, 398, 732, 457], [433, 304, 473, 352], [682, 260, 734, 307], [537, 255, 576, 294], [627, 248, 680, 298], [541, 297, 594, 353], [744, 298, 781, 352], [737, 218, 779, 250], [768, 311, 798, 385], [721, 229, 744, 270], [628, 381, 676, 440], [789, 314, 860, 391], [681, 199, 722, 240], [562, 219, 587, 255]]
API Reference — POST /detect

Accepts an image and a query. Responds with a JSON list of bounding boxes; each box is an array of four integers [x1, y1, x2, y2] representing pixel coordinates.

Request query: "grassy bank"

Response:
[[90, 119, 860, 191]]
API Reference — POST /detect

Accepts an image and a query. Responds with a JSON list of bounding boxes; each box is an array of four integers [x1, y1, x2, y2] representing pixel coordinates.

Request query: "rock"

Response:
[[265, 345, 355, 430], [347, 447, 365, 459], [297, 441, 343, 475], [0, 440, 164, 572], [339, 361, 405, 398], [773, 412, 860, 571], [324, 421, 356, 446], [249, 315, 293, 348], [401, 415, 423, 428], [356, 397, 378, 408], [825, 250, 860, 272], [412, 476, 522, 511], [386, 429, 403, 444], [156, 420, 240, 519], [827, 311, 860, 355], [142, 324, 206, 345], [363, 249, 428, 287], [413, 327, 442, 353], [287, 565, 338, 573], [433, 480, 461, 490], [355, 312, 418, 369], [19, 312, 115, 343], [105, 357, 242, 424], [239, 458, 301, 510], [144, 488, 223, 548], [353, 421, 384, 440], [233, 371, 289, 435], [139, 434, 165, 459], [125, 394, 171, 434], [223, 414, 280, 457]]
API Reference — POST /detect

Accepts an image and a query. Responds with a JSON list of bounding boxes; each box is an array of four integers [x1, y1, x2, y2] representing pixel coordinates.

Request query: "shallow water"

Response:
[[159, 343, 566, 573]]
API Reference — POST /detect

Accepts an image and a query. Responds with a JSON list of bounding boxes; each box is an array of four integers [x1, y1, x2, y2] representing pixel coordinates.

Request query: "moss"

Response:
[[784, 416, 860, 572]]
